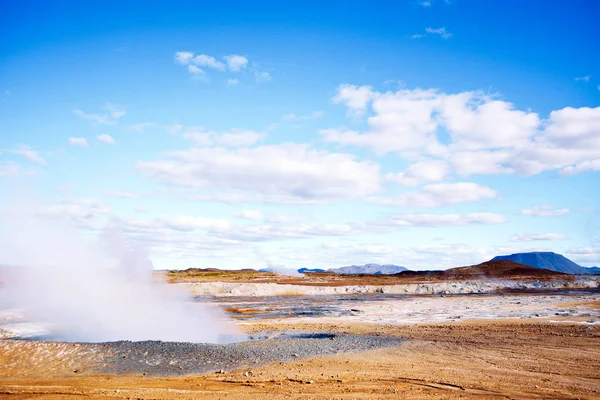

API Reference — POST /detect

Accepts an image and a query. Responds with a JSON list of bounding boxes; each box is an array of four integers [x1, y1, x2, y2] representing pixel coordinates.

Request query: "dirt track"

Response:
[[1, 321, 599, 399]]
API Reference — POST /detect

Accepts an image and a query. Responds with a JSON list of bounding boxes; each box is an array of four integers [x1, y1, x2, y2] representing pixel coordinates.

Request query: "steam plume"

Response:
[[0, 204, 240, 343]]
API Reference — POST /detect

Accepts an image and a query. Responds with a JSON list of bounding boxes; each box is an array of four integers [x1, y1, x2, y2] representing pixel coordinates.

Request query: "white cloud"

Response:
[[68, 137, 89, 147], [372, 212, 507, 227], [326, 86, 600, 179], [182, 128, 266, 147], [13, 145, 47, 165], [510, 233, 568, 242], [176, 52, 253, 81], [545, 107, 600, 146], [73, 109, 112, 124], [216, 130, 266, 147], [331, 84, 373, 116], [411, 34, 425, 39], [174, 51, 194, 64], [254, 71, 271, 82], [264, 214, 302, 224], [213, 221, 357, 242], [0, 161, 26, 177], [178, 192, 263, 204], [36, 198, 111, 230], [418, 1, 431, 6], [368, 182, 498, 207], [282, 111, 325, 121], [521, 205, 570, 217], [565, 247, 600, 265], [387, 159, 449, 186], [425, 27, 453, 39], [236, 210, 263, 220], [104, 190, 136, 199], [129, 122, 183, 134], [137, 144, 382, 203], [574, 76, 591, 82], [158, 215, 230, 232], [192, 54, 225, 70], [104, 102, 126, 119], [97, 134, 115, 144], [130, 122, 158, 132], [73, 103, 126, 125], [223, 55, 248, 72], [560, 159, 600, 175], [440, 93, 540, 150], [188, 65, 204, 74], [323, 87, 444, 155], [448, 150, 511, 176], [187, 65, 206, 81]]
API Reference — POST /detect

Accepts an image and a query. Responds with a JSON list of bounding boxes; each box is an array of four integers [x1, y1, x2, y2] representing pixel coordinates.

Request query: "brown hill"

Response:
[[443, 260, 565, 277]]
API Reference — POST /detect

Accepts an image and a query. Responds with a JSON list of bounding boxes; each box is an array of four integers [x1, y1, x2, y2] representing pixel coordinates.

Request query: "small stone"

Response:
[[243, 372, 249, 377], [292, 353, 299, 357], [73, 369, 79, 373], [307, 380, 314, 384], [217, 369, 225, 374]]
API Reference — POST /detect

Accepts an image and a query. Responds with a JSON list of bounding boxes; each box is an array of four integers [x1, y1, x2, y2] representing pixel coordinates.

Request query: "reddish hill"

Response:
[[443, 260, 565, 277]]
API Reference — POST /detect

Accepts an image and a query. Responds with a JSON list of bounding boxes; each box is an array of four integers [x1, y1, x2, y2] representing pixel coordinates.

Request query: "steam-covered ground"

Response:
[[3, 288, 599, 340]]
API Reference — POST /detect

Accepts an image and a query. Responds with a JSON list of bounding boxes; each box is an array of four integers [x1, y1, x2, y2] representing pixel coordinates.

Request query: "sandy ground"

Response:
[[1, 322, 599, 399], [1, 293, 600, 399]]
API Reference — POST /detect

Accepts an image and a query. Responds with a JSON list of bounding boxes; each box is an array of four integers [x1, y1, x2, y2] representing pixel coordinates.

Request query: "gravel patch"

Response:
[[93, 333, 402, 376]]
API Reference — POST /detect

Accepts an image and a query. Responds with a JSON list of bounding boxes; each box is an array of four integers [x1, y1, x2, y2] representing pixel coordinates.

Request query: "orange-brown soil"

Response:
[[163, 260, 574, 286], [1, 322, 599, 399]]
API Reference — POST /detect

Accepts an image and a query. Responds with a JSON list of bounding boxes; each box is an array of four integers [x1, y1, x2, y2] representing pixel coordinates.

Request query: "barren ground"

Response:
[[1, 322, 599, 399], [1, 273, 599, 399]]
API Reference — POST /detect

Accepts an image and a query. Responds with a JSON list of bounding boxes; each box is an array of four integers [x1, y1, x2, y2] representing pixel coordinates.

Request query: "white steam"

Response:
[[0, 205, 241, 343], [267, 263, 304, 277]]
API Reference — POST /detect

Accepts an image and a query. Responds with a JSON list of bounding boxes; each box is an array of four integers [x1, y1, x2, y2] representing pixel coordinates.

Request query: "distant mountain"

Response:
[[584, 266, 600, 274], [329, 263, 408, 275], [258, 268, 273, 273], [297, 268, 326, 273], [491, 252, 589, 275]]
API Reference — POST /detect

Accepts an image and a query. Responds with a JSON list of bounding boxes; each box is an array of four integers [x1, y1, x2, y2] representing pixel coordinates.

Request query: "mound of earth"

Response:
[[394, 260, 565, 279], [444, 260, 565, 277]]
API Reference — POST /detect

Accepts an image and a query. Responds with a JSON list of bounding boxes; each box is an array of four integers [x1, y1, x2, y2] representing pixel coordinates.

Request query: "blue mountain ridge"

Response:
[[584, 266, 600, 274], [326, 263, 408, 275]]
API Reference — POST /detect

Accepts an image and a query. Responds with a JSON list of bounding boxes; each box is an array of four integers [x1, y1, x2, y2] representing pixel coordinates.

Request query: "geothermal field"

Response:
[[1, 260, 600, 399], [3, 1, 600, 399]]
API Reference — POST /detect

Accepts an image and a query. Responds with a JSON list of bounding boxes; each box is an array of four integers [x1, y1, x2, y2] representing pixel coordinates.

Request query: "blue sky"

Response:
[[1, 0, 599, 270]]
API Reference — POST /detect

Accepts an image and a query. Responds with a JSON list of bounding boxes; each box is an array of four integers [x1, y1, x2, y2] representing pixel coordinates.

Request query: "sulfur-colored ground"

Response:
[[1, 321, 599, 399]]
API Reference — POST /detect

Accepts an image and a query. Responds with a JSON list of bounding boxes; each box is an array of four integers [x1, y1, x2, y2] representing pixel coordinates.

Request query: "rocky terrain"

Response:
[[184, 275, 600, 297], [1, 333, 402, 377]]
